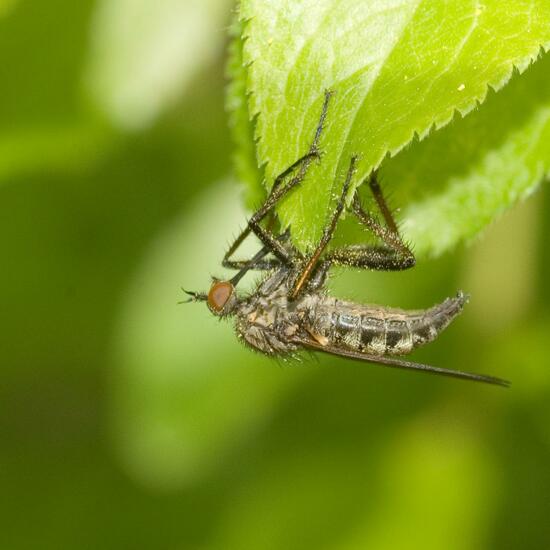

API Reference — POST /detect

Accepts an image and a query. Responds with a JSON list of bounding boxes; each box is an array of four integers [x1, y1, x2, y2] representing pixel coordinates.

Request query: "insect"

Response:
[[185, 91, 509, 387]]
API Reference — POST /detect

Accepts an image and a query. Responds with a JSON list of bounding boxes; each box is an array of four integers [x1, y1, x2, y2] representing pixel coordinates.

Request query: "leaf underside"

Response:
[[229, 0, 550, 256], [338, 52, 550, 258]]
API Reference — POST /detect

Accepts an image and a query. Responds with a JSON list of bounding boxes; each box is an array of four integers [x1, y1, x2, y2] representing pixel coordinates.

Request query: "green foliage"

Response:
[[0, 0, 18, 17], [384, 53, 550, 257], [229, 0, 550, 254], [226, 21, 264, 207], [112, 184, 303, 487], [4, 2, 550, 549], [86, 0, 232, 130]]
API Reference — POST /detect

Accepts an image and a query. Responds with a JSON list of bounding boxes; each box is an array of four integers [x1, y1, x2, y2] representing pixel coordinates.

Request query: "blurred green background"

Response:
[[2, 2, 550, 549]]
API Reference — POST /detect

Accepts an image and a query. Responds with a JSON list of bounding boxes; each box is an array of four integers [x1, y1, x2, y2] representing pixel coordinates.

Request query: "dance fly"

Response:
[[184, 91, 508, 387]]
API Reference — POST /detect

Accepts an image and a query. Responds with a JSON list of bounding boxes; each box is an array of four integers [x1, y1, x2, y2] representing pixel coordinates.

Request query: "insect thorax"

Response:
[[233, 267, 312, 355]]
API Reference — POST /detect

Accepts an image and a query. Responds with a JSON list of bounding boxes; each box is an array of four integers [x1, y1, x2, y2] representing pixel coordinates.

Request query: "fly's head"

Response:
[[207, 278, 239, 316], [182, 278, 239, 317]]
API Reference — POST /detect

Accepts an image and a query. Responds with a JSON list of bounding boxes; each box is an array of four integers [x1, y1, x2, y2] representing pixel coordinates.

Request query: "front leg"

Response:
[[223, 90, 334, 269]]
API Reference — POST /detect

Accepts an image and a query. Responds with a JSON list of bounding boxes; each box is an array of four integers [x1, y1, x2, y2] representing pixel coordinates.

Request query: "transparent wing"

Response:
[[293, 337, 509, 387]]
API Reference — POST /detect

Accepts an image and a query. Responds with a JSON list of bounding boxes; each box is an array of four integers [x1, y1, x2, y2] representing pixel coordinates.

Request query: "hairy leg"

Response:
[[322, 171, 415, 272], [223, 90, 333, 267], [289, 156, 358, 299]]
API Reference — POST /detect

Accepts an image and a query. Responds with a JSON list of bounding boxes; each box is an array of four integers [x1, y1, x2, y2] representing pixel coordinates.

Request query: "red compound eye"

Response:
[[207, 281, 234, 312]]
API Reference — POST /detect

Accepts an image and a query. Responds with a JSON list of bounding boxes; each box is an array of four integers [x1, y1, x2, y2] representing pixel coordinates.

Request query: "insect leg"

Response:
[[228, 244, 280, 286], [222, 218, 283, 271], [320, 172, 416, 272], [324, 243, 414, 271], [289, 156, 358, 299], [352, 171, 415, 263], [366, 170, 400, 233], [223, 258, 282, 271], [223, 90, 334, 267]]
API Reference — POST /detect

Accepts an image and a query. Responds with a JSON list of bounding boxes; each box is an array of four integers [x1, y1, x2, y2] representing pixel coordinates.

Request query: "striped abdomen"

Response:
[[304, 292, 468, 356]]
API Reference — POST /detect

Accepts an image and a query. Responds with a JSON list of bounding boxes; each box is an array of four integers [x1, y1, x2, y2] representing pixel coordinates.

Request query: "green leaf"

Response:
[[384, 53, 550, 258], [234, 0, 550, 250], [334, 52, 550, 258], [226, 18, 264, 208]]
